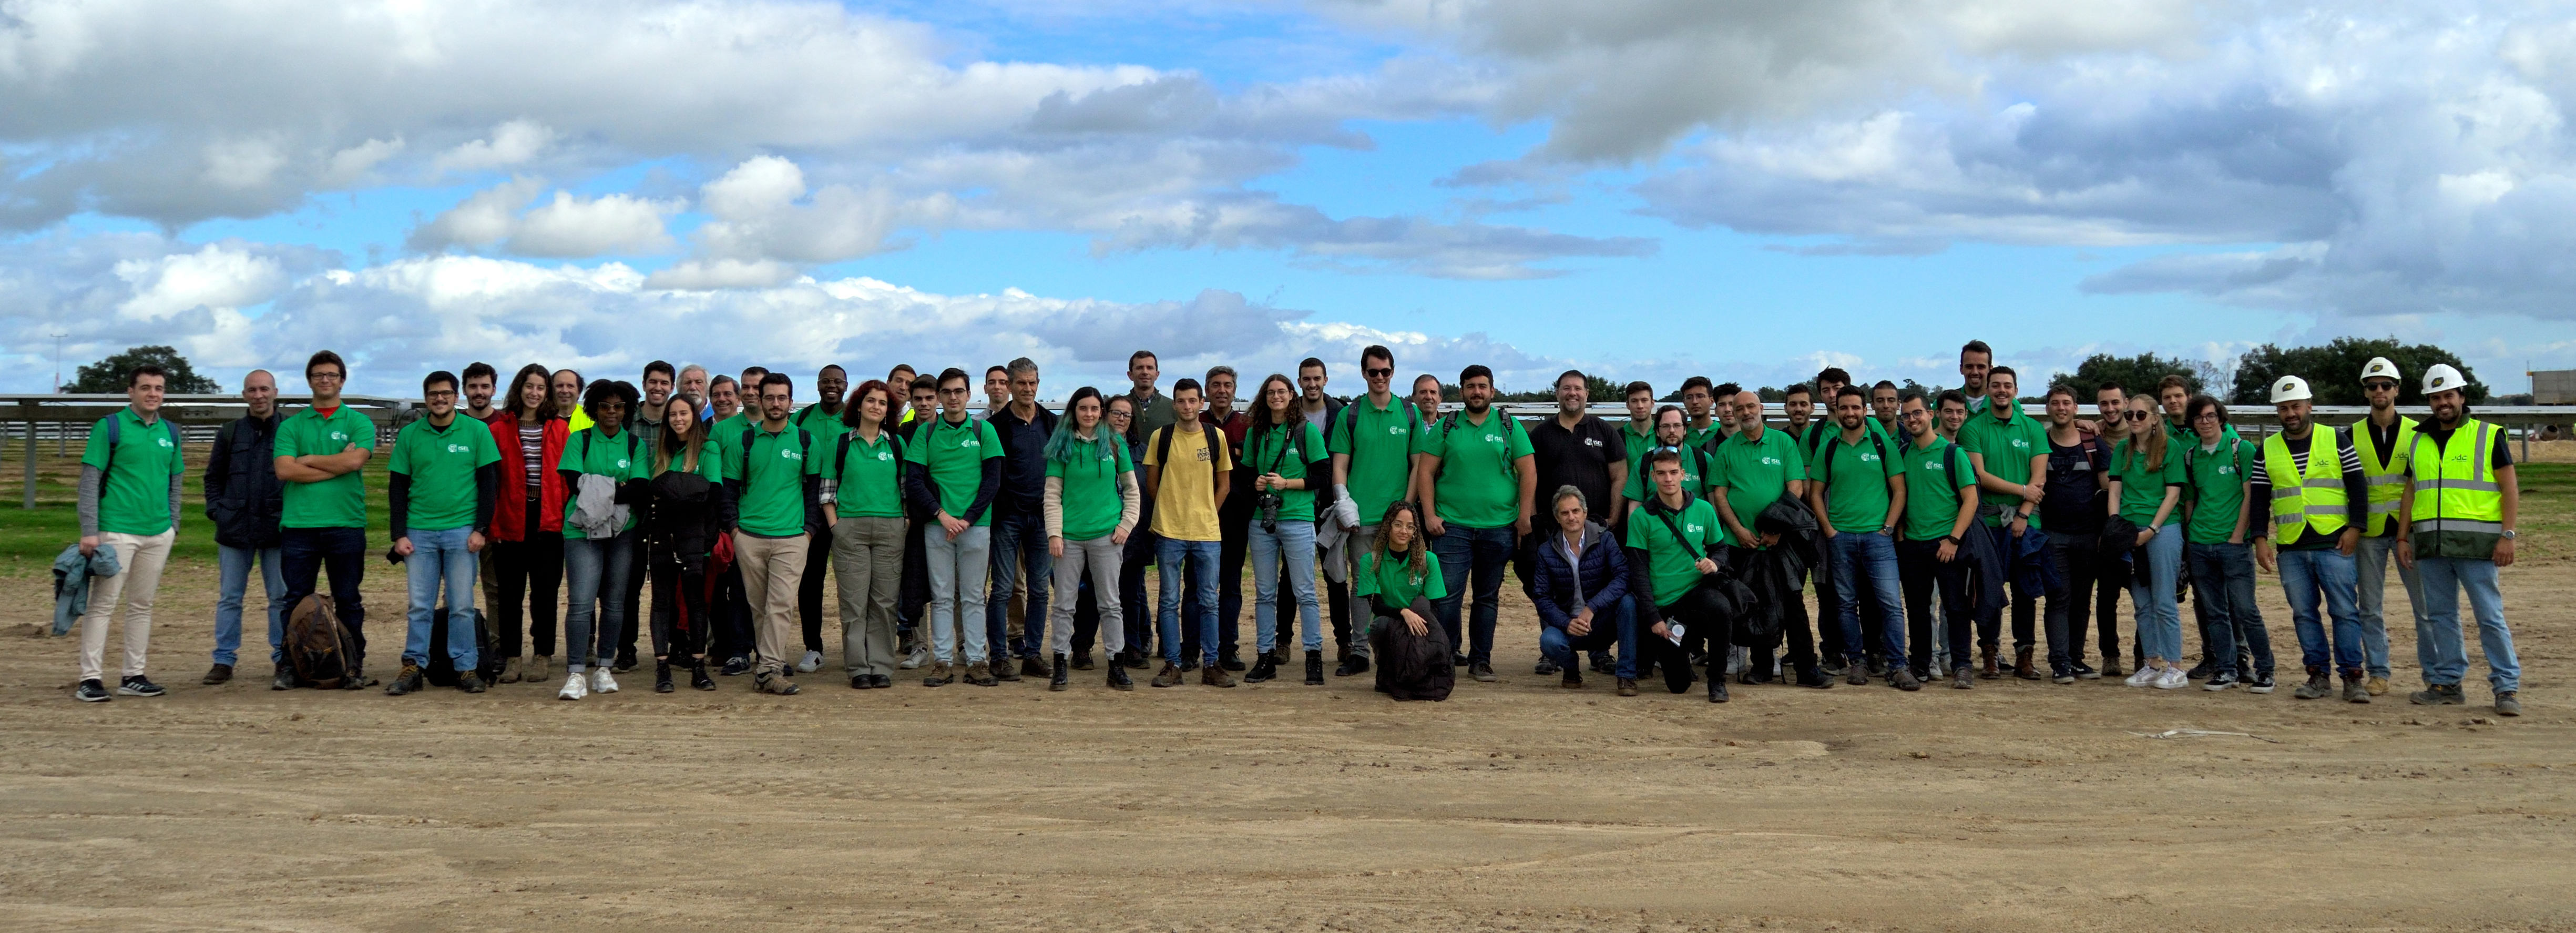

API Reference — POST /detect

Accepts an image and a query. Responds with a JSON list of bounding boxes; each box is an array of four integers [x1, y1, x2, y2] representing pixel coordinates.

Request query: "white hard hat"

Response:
[[2268, 376, 2313, 404], [2358, 357, 2401, 386], [2421, 363, 2467, 396]]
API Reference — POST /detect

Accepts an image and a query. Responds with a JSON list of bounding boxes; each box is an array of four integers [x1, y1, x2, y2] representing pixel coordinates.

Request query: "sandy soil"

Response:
[[2, 548, 2568, 932]]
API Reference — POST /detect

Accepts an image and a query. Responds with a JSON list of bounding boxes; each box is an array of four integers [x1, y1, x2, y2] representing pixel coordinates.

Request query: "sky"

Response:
[[7, 0, 2576, 399]]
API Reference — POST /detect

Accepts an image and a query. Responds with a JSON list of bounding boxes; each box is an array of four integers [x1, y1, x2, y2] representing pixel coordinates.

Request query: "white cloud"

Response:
[[110, 244, 290, 320], [407, 178, 681, 257], [432, 120, 555, 174]]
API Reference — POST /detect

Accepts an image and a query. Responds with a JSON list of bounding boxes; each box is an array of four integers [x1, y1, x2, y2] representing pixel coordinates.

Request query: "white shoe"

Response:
[[591, 667, 619, 694], [898, 645, 928, 670], [797, 650, 823, 673], [2124, 665, 2160, 687], [558, 672, 588, 701], [2154, 666, 2190, 689]]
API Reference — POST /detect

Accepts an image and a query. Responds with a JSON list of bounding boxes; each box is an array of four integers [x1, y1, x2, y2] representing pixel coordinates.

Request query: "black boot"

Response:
[[1049, 653, 1070, 692], [690, 659, 716, 691], [1107, 658, 1134, 691], [1305, 650, 1325, 685], [1245, 653, 1278, 684], [1335, 653, 1371, 677], [655, 661, 674, 693], [1709, 676, 1730, 703]]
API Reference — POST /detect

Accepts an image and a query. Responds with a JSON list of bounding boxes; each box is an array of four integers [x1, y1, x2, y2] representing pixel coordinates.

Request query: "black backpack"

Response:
[[424, 606, 503, 686]]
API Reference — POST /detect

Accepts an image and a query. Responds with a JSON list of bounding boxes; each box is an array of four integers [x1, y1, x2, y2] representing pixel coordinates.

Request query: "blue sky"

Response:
[[7, 0, 2574, 398]]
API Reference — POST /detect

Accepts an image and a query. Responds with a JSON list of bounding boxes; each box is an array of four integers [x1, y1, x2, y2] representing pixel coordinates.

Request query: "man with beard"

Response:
[[1417, 365, 1536, 684], [2397, 364, 2521, 716], [1524, 369, 1626, 675], [1326, 344, 1426, 677], [2250, 375, 2370, 703]]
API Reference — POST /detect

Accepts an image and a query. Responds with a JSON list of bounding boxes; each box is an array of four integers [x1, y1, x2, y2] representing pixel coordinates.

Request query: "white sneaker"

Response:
[[2154, 666, 2190, 689], [898, 645, 928, 670], [2125, 665, 2160, 687], [558, 672, 588, 701], [591, 667, 619, 694], [797, 650, 823, 673]]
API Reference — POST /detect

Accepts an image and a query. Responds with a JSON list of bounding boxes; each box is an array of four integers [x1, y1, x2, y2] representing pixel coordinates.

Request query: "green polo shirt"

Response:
[[793, 403, 844, 435], [1419, 409, 1534, 529], [1623, 444, 1712, 503], [707, 411, 751, 482], [1326, 394, 1424, 526], [1683, 422, 1722, 454], [905, 415, 1003, 526], [825, 429, 907, 520], [1245, 421, 1327, 523], [1626, 497, 1722, 604], [1711, 427, 1805, 546], [2112, 435, 2186, 528], [276, 404, 377, 530], [390, 417, 500, 532], [565, 425, 648, 533], [1808, 428, 1904, 534], [734, 421, 818, 536], [2183, 435, 2256, 544], [1958, 405, 2049, 528], [1620, 420, 1657, 468], [1355, 548, 1446, 609], [1899, 436, 1974, 542], [1047, 431, 1133, 540], [80, 407, 185, 535]]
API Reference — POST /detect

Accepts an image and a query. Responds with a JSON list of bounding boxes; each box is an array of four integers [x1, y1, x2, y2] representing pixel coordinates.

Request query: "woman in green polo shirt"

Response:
[[1356, 500, 1453, 700], [557, 380, 647, 700], [1041, 387, 1141, 691], [1243, 374, 1333, 685], [643, 393, 724, 693], [2109, 394, 2187, 689], [826, 380, 910, 691]]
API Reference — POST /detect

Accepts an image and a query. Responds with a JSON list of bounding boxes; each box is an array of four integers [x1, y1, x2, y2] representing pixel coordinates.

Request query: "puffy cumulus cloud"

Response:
[[0, 232, 332, 378], [409, 178, 683, 257]]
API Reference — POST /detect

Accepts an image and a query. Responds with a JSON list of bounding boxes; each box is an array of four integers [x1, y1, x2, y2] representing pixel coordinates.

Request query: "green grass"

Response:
[[0, 444, 391, 577]]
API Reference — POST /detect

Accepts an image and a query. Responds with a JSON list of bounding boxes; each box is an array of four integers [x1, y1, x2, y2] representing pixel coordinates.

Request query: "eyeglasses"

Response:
[[2124, 411, 2153, 421]]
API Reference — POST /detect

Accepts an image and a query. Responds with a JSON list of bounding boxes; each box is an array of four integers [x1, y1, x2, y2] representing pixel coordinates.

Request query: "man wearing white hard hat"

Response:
[[2396, 363, 2521, 716], [2348, 357, 2416, 695], [2249, 374, 2372, 703]]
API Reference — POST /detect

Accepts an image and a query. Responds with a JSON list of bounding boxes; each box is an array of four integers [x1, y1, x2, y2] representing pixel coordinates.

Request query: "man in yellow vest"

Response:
[[2348, 357, 2414, 695], [2250, 376, 2369, 703], [2396, 364, 2520, 716]]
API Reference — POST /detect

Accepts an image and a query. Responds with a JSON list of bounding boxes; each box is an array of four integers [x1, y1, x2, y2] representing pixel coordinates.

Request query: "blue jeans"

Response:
[[2125, 524, 2183, 663], [281, 526, 369, 672], [1828, 531, 1906, 663], [2353, 535, 2415, 678], [2414, 556, 2519, 693], [562, 530, 635, 672], [986, 508, 1052, 659], [1250, 520, 1321, 653], [402, 526, 481, 670], [213, 544, 285, 667], [1156, 537, 1222, 665], [2277, 547, 2363, 674], [2185, 541, 2273, 677], [1429, 522, 1515, 664], [1539, 594, 1636, 679]]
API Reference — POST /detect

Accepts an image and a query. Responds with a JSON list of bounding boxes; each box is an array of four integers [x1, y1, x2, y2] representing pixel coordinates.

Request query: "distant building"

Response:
[[2534, 369, 2576, 405]]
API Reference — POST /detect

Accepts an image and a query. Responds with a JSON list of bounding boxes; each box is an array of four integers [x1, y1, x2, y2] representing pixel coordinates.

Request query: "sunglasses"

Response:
[[1364, 367, 1393, 378], [2124, 411, 2153, 421]]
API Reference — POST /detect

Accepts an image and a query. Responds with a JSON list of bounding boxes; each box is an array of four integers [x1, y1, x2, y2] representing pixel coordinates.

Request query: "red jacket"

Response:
[[487, 414, 569, 541]]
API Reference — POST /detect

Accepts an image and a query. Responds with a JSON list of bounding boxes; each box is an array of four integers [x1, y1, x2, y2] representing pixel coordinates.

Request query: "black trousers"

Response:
[[1119, 526, 1159, 657], [798, 521, 834, 654], [649, 548, 709, 659], [491, 504, 563, 659], [1733, 545, 1819, 674], [711, 563, 750, 661], [1897, 538, 1975, 675], [1637, 599, 1702, 693], [897, 516, 929, 640], [281, 525, 369, 672]]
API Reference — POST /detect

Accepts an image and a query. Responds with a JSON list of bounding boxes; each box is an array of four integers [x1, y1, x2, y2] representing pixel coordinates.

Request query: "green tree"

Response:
[[65, 345, 222, 394], [2230, 338, 2484, 407], [1495, 373, 1621, 404], [2052, 352, 2204, 401]]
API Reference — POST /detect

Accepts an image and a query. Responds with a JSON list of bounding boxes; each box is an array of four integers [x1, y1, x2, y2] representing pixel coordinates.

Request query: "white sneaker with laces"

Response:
[[591, 667, 619, 694], [2124, 665, 2160, 687], [2155, 666, 2190, 689], [798, 649, 823, 673], [558, 672, 588, 701], [899, 645, 928, 670]]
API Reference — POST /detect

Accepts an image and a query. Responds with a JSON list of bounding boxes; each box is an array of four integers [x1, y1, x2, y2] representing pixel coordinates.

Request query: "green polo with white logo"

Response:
[[1957, 404, 2049, 528], [735, 422, 819, 536], [391, 417, 500, 531], [276, 404, 377, 529], [79, 407, 185, 535], [1711, 427, 1805, 546], [1419, 409, 1534, 528]]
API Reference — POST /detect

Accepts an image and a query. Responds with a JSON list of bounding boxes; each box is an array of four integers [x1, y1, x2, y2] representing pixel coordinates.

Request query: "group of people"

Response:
[[65, 340, 2524, 716]]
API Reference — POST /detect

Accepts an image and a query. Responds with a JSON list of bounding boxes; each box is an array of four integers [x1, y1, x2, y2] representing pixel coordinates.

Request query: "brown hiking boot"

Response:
[[757, 673, 801, 695], [923, 662, 954, 687], [1201, 663, 1238, 688], [2013, 647, 2041, 680], [965, 662, 1000, 686], [497, 655, 524, 684], [1978, 646, 2001, 680], [201, 663, 233, 685], [1151, 662, 1185, 688], [1020, 655, 1050, 678]]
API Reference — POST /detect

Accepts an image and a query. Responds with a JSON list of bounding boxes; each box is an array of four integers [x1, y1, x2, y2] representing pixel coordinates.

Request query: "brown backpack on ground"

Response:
[[285, 594, 358, 689]]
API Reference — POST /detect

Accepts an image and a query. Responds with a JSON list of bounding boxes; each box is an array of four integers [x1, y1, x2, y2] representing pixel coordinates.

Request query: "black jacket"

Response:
[[1736, 493, 1824, 645], [643, 465, 730, 570], [204, 413, 283, 550], [1528, 521, 1629, 630]]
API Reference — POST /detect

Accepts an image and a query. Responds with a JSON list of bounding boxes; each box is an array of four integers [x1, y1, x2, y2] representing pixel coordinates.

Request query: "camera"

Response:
[[1256, 491, 1283, 533]]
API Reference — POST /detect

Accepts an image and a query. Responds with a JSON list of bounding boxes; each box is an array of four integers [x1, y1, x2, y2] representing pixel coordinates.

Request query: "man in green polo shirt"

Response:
[[1710, 388, 1816, 685], [386, 370, 502, 696], [1416, 364, 1536, 684], [723, 372, 821, 695], [69, 363, 186, 702], [272, 350, 380, 689], [1622, 404, 1712, 518], [1895, 390, 1978, 689], [1809, 386, 1911, 689], [905, 367, 1005, 686], [1325, 343, 1424, 677], [1626, 449, 1728, 701], [1957, 364, 2056, 678]]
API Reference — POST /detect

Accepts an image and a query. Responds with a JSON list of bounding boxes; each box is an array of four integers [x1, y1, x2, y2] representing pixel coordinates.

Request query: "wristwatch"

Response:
[[2502, 530, 2518, 540]]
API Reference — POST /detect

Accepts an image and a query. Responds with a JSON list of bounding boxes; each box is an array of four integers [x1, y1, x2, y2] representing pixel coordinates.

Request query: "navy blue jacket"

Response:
[[1527, 521, 1630, 631]]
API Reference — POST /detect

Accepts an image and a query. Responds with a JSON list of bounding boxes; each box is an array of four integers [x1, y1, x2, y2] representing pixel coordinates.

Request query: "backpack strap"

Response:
[[739, 425, 755, 484], [1152, 424, 1175, 472], [99, 414, 121, 479]]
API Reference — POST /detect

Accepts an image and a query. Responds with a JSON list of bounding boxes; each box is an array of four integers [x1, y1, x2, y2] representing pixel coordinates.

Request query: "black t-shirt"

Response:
[[1528, 414, 1627, 525], [2041, 434, 2110, 535], [2366, 419, 2405, 472]]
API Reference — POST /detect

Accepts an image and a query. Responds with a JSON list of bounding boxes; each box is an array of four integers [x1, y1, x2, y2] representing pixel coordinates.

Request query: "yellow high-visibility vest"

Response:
[[2407, 420, 2505, 559], [2351, 415, 2416, 536], [2261, 428, 2347, 546]]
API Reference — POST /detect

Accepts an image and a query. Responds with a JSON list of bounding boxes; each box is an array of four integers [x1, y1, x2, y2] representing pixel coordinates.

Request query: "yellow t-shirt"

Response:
[[1145, 424, 1233, 542]]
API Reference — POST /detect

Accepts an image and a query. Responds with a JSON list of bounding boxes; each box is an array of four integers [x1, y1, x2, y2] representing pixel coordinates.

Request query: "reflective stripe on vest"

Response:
[[2261, 427, 2346, 546], [2407, 421, 2505, 544], [2351, 414, 2415, 535]]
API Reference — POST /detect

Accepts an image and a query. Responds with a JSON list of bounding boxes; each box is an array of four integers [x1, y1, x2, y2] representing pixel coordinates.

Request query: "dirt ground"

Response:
[[2, 548, 2569, 933]]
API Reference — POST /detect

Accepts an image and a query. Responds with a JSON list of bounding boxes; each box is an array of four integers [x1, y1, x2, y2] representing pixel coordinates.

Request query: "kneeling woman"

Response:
[[1627, 448, 1731, 702], [1041, 387, 1141, 691], [644, 393, 725, 692], [1357, 501, 1453, 701]]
